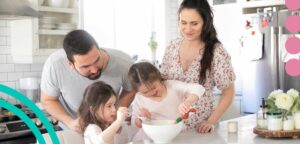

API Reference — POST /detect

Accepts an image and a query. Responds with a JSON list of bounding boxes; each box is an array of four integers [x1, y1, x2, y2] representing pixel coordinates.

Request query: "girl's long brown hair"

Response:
[[179, 0, 220, 84], [128, 62, 165, 91], [78, 81, 117, 132]]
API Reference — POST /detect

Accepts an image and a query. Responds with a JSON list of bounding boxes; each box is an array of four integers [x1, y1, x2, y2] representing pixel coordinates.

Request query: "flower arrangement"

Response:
[[266, 89, 300, 118]]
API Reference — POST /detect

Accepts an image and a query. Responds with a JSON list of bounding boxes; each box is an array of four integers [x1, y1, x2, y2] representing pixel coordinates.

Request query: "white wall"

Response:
[[83, 0, 167, 63], [0, 20, 44, 102], [213, 4, 243, 95]]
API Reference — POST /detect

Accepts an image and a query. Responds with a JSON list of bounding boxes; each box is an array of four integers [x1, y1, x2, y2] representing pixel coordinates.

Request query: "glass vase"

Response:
[[256, 108, 267, 129], [150, 48, 157, 65]]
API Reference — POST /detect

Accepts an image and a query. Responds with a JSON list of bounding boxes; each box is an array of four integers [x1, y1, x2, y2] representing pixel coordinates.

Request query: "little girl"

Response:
[[128, 62, 205, 128], [78, 81, 128, 144]]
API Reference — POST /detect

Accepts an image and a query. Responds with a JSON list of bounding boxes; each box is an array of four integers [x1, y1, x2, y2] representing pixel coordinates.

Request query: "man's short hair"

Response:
[[63, 30, 99, 63]]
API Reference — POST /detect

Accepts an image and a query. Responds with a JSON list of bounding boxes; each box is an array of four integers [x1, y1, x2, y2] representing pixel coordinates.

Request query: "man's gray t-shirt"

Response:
[[41, 49, 133, 118]]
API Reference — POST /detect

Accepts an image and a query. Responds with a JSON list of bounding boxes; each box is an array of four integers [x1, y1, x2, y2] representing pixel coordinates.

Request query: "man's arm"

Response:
[[118, 90, 136, 107], [40, 91, 81, 133]]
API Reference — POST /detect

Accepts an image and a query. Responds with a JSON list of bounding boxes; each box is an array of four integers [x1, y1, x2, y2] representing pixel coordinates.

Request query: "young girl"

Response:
[[78, 81, 128, 144], [128, 62, 205, 128]]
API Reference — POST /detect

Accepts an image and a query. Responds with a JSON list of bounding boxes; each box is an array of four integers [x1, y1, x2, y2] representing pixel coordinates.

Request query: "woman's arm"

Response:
[[197, 83, 235, 133]]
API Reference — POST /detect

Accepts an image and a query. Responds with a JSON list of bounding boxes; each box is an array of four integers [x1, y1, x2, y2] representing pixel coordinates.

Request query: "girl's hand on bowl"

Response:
[[139, 108, 151, 119]]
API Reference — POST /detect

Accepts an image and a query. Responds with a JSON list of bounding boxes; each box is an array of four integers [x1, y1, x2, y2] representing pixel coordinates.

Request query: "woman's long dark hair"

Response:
[[78, 81, 117, 132], [179, 0, 220, 84]]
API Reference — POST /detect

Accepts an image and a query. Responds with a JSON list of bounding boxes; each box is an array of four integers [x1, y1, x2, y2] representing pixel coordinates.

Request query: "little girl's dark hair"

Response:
[[78, 81, 117, 132], [128, 62, 165, 91]]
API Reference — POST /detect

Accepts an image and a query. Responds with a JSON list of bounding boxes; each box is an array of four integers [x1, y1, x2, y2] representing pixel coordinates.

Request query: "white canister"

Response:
[[267, 112, 282, 131], [283, 116, 294, 131], [294, 112, 300, 129], [227, 121, 238, 133]]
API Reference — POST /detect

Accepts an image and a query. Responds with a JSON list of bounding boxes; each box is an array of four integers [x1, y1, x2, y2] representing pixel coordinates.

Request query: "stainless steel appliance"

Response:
[[241, 7, 300, 114], [0, 104, 61, 142]]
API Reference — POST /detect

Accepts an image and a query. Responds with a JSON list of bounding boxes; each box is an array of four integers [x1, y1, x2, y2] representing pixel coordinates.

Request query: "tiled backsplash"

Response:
[[166, 0, 180, 44], [0, 20, 44, 102]]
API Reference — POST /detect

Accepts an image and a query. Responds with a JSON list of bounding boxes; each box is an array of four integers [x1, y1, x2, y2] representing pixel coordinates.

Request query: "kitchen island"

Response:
[[131, 114, 300, 144]]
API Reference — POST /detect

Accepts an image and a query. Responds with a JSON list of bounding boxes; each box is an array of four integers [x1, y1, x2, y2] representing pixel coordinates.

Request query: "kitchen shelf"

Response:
[[241, 0, 286, 14], [241, 0, 285, 8], [39, 6, 78, 14], [39, 29, 71, 35], [10, 0, 82, 63]]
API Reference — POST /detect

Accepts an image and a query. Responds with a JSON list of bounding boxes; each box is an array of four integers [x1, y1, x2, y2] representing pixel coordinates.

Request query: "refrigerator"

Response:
[[241, 7, 300, 114]]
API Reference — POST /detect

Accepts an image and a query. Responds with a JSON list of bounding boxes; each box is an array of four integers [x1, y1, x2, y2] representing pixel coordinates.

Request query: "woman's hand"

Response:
[[116, 107, 129, 122], [196, 121, 215, 133]]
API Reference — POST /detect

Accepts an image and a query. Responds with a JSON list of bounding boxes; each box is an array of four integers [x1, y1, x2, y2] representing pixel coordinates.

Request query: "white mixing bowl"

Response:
[[142, 120, 183, 143]]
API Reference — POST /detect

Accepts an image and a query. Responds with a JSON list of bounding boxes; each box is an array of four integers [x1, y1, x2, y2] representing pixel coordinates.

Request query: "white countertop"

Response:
[[131, 114, 300, 144]]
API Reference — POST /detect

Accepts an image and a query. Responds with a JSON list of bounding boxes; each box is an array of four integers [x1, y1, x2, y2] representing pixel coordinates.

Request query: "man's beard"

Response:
[[86, 69, 102, 80]]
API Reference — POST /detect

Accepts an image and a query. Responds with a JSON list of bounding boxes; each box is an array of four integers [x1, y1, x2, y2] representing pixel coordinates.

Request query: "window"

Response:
[[83, 0, 166, 62]]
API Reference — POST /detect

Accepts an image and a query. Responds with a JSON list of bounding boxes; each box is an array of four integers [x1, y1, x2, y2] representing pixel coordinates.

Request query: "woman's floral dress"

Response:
[[160, 38, 236, 128]]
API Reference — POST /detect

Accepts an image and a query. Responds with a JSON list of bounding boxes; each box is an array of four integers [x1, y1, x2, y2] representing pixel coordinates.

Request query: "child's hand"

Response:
[[178, 102, 190, 115], [134, 118, 142, 128], [117, 107, 128, 122], [139, 108, 151, 119]]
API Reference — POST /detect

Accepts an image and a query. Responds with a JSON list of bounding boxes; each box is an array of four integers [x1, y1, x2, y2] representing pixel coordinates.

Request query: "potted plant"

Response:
[[148, 32, 158, 64], [266, 89, 298, 131]]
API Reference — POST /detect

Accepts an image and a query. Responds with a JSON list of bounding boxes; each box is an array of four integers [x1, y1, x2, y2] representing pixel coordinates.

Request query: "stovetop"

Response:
[[0, 104, 61, 142]]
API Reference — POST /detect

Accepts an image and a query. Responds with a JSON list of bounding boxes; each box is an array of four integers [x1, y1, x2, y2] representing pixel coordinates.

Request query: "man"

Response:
[[40, 30, 135, 132]]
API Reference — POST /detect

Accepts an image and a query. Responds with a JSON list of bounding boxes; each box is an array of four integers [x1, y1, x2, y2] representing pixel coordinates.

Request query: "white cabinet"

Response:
[[10, 0, 82, 63], [240, 0, 285, 8], [239, 0, 286, 14]]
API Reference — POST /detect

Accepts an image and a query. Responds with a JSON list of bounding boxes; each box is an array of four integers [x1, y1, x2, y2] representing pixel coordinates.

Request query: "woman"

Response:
[[160, 0, 235, 133]]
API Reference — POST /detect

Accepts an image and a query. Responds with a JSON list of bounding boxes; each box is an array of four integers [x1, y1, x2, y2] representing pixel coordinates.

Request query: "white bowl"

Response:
[[142, 120, 183, 144]]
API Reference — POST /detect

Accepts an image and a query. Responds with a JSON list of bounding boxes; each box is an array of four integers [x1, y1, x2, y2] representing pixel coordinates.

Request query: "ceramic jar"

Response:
[[283, 115, 294, 131], [294, 112, 300, 129], [267, 112, 282, 131]]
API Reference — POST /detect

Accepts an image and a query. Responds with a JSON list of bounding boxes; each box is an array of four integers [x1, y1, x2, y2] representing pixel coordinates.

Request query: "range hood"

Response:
[[0, 0, 39, 20]]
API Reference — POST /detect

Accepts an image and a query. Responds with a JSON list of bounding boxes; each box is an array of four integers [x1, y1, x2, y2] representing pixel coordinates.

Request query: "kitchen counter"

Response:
[[131, 114, 300, 144]]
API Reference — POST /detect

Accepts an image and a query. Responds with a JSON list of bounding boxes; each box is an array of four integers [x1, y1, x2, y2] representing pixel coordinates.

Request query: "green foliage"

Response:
[[266, 97, 278, 113], [148, 32, 158, 49], [291, 97, 300, 113]]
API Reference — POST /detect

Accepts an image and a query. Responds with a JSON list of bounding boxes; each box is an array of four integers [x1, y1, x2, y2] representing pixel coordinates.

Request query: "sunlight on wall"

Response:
[[83, 0, 165, 62]]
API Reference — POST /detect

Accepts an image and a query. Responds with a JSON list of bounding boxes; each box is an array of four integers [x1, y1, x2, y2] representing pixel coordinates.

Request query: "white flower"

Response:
[[268, 89, 283, 99], [275, 93, 294, 111], [287, 89, 299, 99]]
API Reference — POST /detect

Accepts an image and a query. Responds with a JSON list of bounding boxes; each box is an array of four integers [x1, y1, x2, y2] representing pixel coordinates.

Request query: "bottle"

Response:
[[256, 98, 267, 129], [175, 108, 196, 124]]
